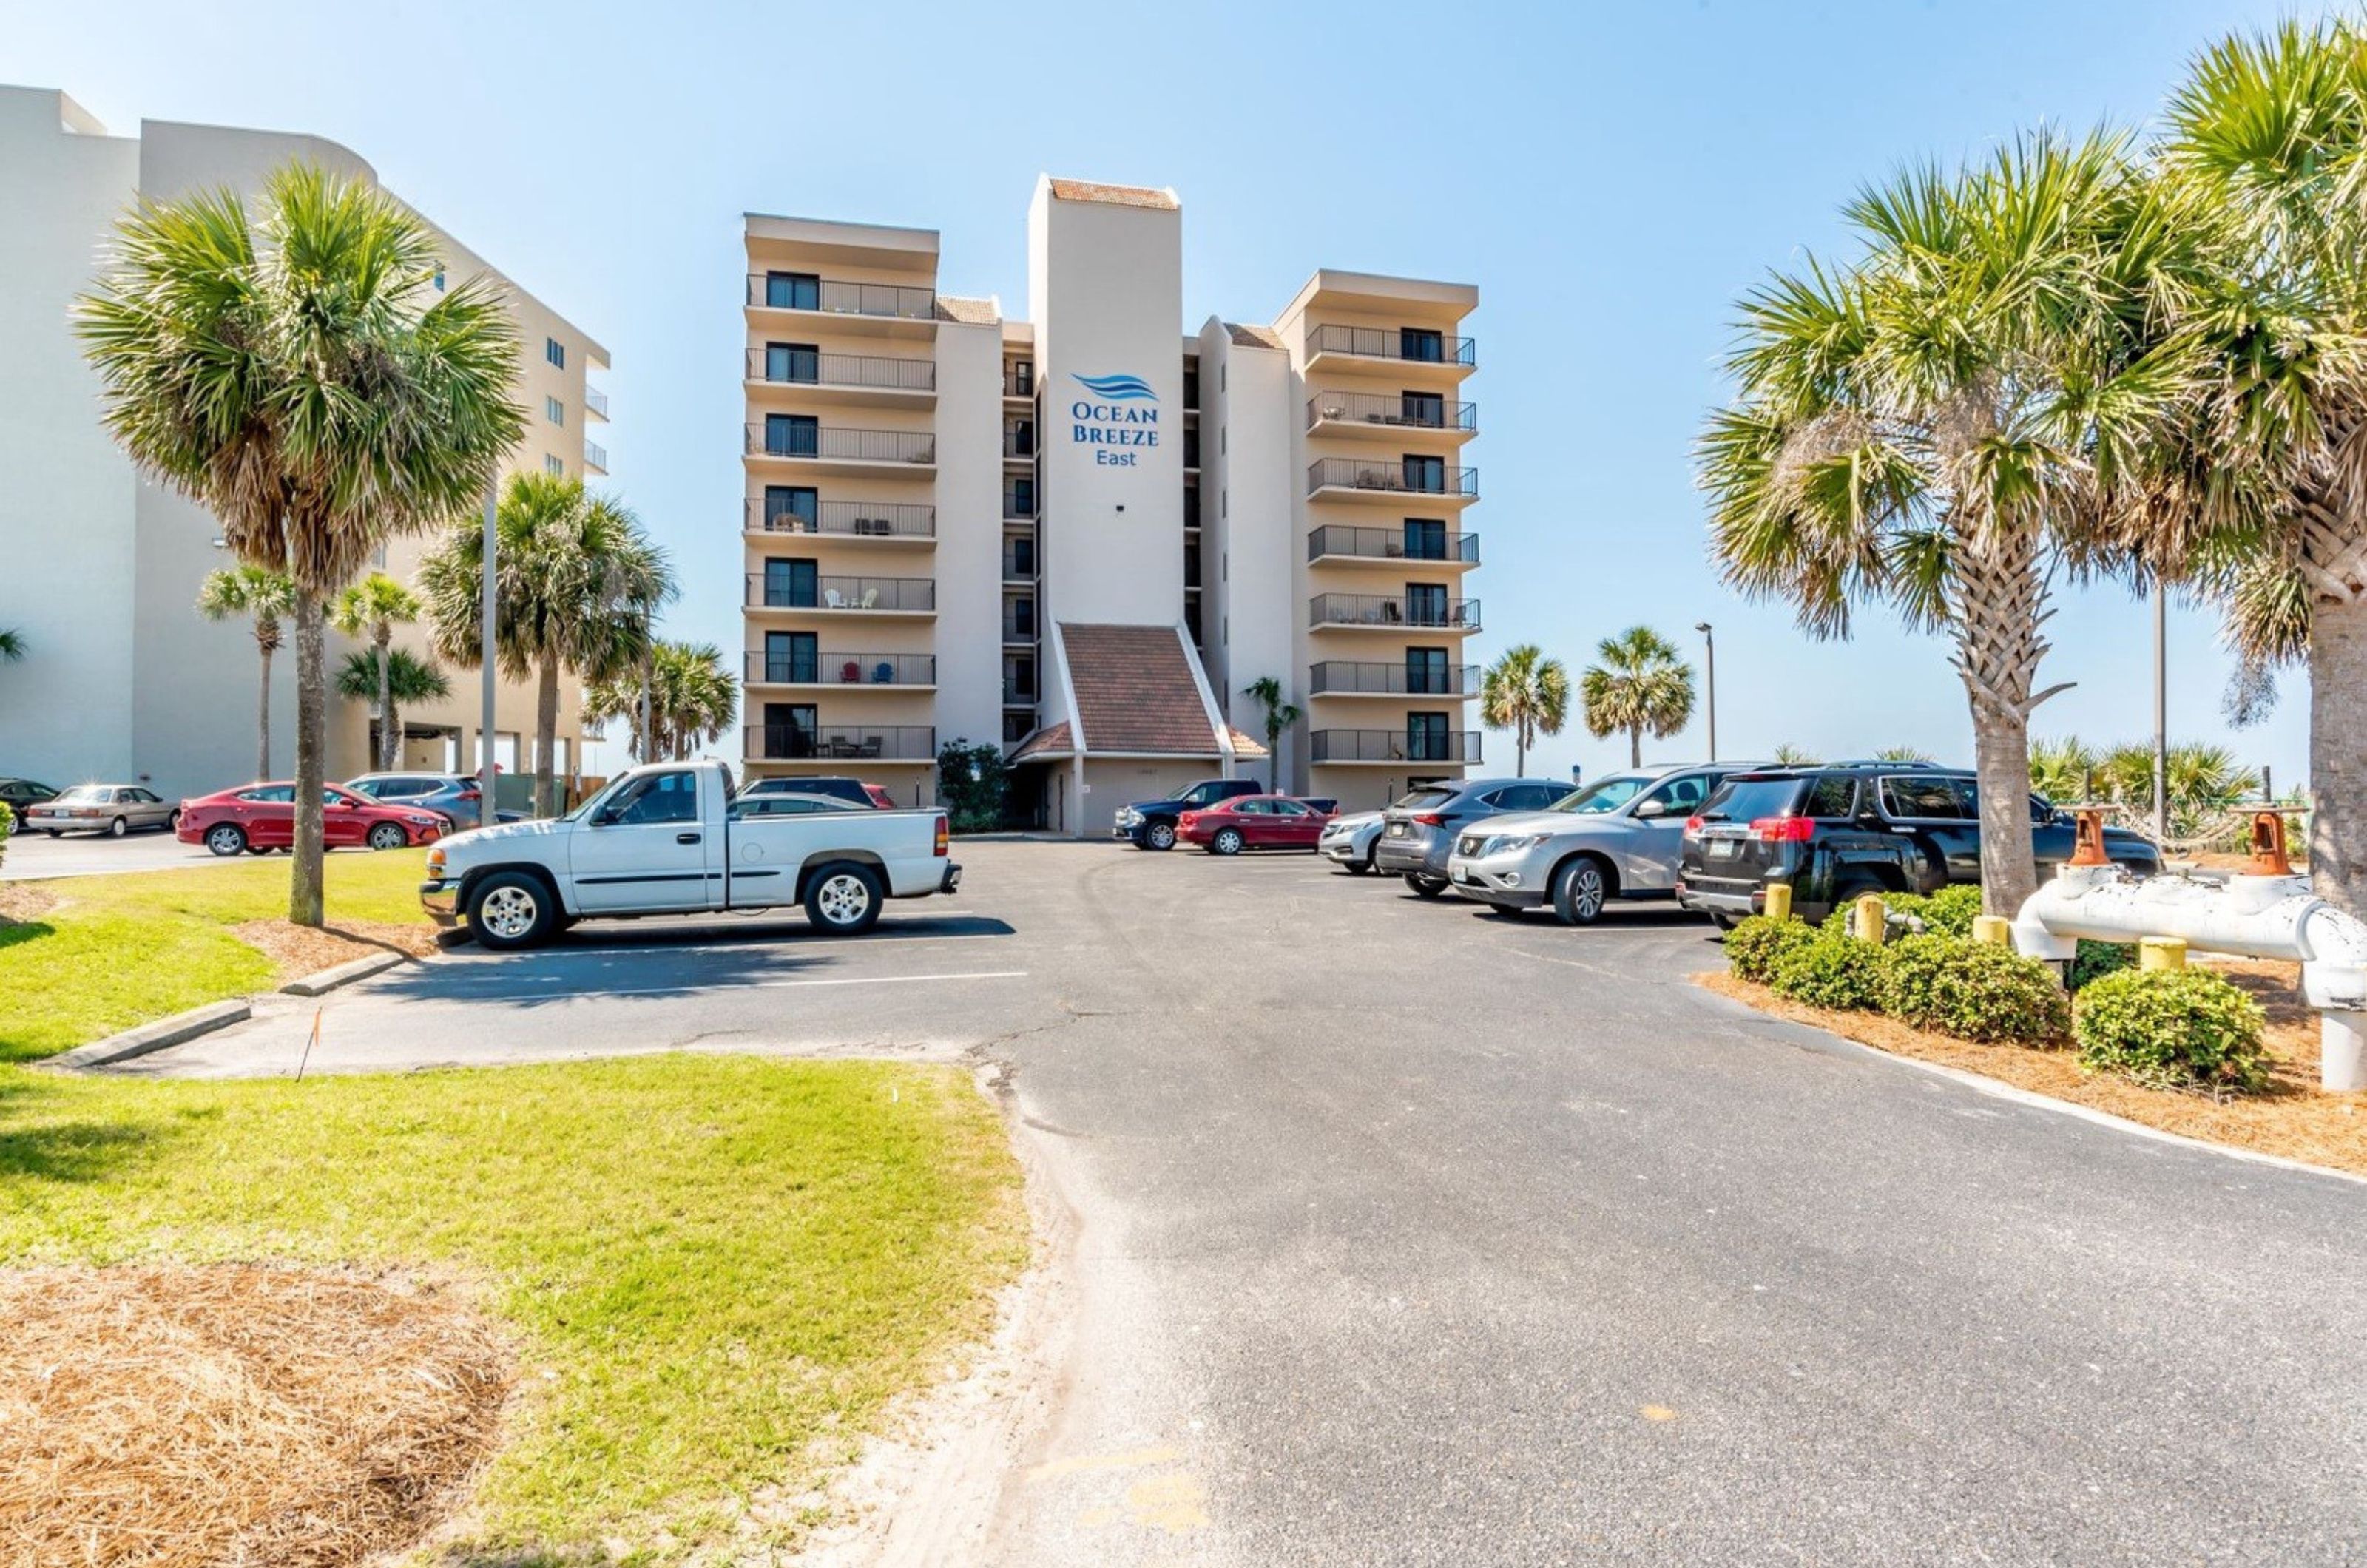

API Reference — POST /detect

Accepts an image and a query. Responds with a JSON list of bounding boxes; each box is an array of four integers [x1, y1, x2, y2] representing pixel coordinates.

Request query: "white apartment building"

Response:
[[742, 178, 1482, 834], [0, 85, 610, 801]]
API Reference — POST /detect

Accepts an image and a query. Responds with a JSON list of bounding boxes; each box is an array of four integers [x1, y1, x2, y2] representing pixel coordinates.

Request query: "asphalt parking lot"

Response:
[[121, 839, 2367, 1565], [1, 822, 219, 879]]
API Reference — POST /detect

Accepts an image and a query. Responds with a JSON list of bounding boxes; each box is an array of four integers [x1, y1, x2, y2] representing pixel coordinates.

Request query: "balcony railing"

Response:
[[1002, 489, 1036, 520], [1002, 550, 1037, 582], [1310, 729, 1482, 765], [1309, 593, 1481, 631], [1004, 363, 1036, 398], [746, 575, 936, 612], [744, 723, 937, 762], [1305, 391, 1476, 432], [1306, 324, 1476, 367], [1002, 609, 1038, 643], [746, 274, 936, 321], [1003, 427, 1036, 459], [1003, 678, 1038, 704], [745, 425, 936, 464], [1307, 458, 1478, 499], [1308, 660, 1481, 697], [745, 651, 936, 686], [583, 440, 607, 473], [583, 385, 610, 420], [746, 348, 936, 393], [746, 499, 936, 538], [1307, 525, 1480, 564]]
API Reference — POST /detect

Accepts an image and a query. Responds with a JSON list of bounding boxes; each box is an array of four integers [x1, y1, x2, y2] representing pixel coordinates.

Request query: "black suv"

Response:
[[1114, 778, 1265, 850], [1675, 766, 2161, 925]]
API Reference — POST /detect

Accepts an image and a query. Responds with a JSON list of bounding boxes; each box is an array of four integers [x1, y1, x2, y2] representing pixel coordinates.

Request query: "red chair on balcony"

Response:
[[840, 660, 861, 683]]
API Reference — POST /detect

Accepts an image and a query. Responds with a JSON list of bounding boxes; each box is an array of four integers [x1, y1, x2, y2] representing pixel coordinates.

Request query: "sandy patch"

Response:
[[233, 919, 439, 981], [0, 882, 59, 925]]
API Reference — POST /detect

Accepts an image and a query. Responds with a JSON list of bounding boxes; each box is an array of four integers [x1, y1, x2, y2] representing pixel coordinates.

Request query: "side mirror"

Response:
[[1632, 800, 1668, 820], [593, 806, 621, 827]]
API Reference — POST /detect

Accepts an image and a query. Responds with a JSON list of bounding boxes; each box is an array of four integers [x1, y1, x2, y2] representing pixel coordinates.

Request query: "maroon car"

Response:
[[1178, 794, 1335, 856], [178, 782, 449, 858]]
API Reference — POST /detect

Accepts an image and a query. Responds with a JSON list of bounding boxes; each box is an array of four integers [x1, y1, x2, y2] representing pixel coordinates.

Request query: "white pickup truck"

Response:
[[419, 760, 959, 950]]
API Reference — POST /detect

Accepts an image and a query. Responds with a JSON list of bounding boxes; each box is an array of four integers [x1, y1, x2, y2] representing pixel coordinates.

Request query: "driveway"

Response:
[[1, 826, 215, 879], [121, 840, 2367, 1564]]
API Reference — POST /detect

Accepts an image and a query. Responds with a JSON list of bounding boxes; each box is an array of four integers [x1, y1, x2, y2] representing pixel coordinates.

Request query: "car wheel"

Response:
[[166, 808, 181, 833], [366, 822, 409, 851], [1550, 856, 1610, 926], [1710, 911, 1741, 931], [44, 829, 61, 839], [467, 870, 558, 951], [1404, 873, 1448, 899], [1490, 902, 1525, 919], [1211, 827, 1245, 856], [204, 823, 248, 857], [1144, 821, 1177, 851], [107, 816, 129, 839], [805, 862, 884, 935], [1342, 852, 1372, 876]]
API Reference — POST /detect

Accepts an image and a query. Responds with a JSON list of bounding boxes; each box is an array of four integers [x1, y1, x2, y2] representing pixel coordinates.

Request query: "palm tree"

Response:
[[195, 566, 296, 782], [78, 163, 521, 925], [334, 648, 450, 763], [419, 473, 672, 814], [588, 641, 734, 761], [329, 572, 424, 771], [1770, 742, 1820, 766], [2029, 734, 2101, 805], [1697, 131, 2188, 916], [1579, 627, 1693, 769], [0, 629, 23, 663], [1871, 745, 1934, 764], [1240, 676, 1302, 790], [1479, 644, 1571, 775]]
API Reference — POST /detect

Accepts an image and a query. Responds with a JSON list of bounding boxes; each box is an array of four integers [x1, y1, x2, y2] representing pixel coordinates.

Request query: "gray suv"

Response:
[[1446, 763, 1758, 925], [1372, 777, 1573, 896]]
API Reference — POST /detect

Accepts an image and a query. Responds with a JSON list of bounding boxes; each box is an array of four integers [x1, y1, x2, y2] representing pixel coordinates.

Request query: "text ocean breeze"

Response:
[[1070, 377, 1159, 466]]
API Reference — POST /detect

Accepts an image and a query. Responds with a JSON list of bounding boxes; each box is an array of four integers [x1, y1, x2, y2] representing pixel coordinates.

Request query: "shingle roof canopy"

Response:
[[1009, 721, 1073, 764], [1060, 624, 1223, 755]]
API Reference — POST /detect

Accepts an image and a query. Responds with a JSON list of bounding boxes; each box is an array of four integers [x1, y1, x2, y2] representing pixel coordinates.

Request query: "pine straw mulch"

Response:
[[0, 1263, 512, 1568], [1697, 961, 2367, 1180], [231, 919, 439, 982], [0, 884, 58, 926]]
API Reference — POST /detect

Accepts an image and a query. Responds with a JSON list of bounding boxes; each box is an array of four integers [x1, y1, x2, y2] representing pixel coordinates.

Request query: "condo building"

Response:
[[0, 85, 610, 801], [741, 178, 1481, 834]]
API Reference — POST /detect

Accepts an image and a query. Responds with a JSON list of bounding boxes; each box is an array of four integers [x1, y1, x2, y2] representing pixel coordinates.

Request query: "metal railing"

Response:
[[745, 424, 936, 464], [1002, 548, 1037, 581], [743, 723, 937, 761], [1003, 677, 1038, 704], [1308, 593, 1481, 631], [1002, 606, 1038, 643], [1306, 458, 1477, 498], [746, 574, 936, 612], [583, 385, 610, 420], [745, 499, 935, 538], [1002, 488, 1036, 519], [746, 348, 936, 392], [583, 441, 607, 472], [746, 274, 936, 320], [1308, 660, 1480, 697], [1310, 729, 1482, 764], [1305, 391, 1476, 432], [745, 651, 936, 685], [1305, 324, 1476, 366], [1307, 525, 1480, 564]]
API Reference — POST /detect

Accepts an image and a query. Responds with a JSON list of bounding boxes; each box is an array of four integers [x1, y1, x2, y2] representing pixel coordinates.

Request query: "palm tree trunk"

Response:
[[2309, 594, 2367, 916], [1952, 532, 2050, 919], [375, 630, 396, 770], [1968, 698, 2038, 918], [289, 589, 328, 928], [1629, 726, 1641, 768], [535, 653, 561, 818], [254, 635, 274, 782]]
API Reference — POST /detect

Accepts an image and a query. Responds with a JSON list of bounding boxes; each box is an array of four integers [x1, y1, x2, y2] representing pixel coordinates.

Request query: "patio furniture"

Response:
[[872, 661, 894, 683], [823, 588, 846, 609], [840, 660, 861, 683]]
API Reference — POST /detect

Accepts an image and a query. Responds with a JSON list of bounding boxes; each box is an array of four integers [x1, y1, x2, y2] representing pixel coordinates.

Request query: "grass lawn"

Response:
[[0, 849, 430, 1062], [0, 1053, 1029, 1561]]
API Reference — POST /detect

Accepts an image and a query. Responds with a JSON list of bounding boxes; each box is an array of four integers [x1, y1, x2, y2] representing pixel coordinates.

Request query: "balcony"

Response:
[[1002, 487, 1036, 520], [745, 651, 936, 686], [1004, 363, 1036, 399], [746, 274, 936, 322], [1003, 426, 1037, 460], [1002, 607, 1038, 643], [583, 385, 610, 421], [745, 424, 936, 470], [583, 440, 607, 475], [1002, 547, 1037, 582], [746, 348, 936, 403], [1309, 593, 1481, 632], [746, 575, 936, 614], [1307, 458, 1477, 504], [1310, 729, 1482, 766], [1308, 660, 1481, 698], [744, 723, 938, 763], [745, 499, 935, 541], [1304, 323, 1476, 375], [1305, 391, 1476, 439], [1307, 525, 1479, 566]]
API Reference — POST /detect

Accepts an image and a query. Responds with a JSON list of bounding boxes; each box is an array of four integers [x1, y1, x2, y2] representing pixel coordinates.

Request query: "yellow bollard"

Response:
[[1763, 883, 1793, 922], [1852, 893, 1888, 944], [2138, 936, 2188, 972], [1972, 915, 2012, 947]]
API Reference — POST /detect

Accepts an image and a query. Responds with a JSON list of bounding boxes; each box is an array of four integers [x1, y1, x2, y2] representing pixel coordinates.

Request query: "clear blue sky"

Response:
[[8, 0, 2326, 789]]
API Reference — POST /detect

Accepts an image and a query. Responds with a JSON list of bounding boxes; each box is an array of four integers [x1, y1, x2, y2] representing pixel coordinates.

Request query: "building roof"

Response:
[[1060, 624, 1224, 755], [1009, 721, 1074, 764], [1045, 178, 1179, 212], [1226, 727, 1270, 760], [935, 294, 999, 325], [1226, 322, 1283, 350]]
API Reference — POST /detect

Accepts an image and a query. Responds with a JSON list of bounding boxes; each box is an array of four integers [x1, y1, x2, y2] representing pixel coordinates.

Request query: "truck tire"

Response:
[[1143, 820, 1177, 851], [805, 862, 884, 935], [468, 870, 558, 951]]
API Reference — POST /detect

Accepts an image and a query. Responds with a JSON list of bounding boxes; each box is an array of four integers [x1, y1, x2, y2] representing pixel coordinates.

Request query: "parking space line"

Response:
[[437, 969, 1030, 1004]]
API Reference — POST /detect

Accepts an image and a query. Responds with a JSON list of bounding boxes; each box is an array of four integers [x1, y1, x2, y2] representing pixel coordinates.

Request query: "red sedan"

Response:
[[178, 782, 450, 858], [1178, 794, 1334, 855]]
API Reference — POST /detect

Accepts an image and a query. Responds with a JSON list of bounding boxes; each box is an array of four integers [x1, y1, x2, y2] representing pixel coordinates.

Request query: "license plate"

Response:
[[1455, 871, 1479, 885], [1387, 823, 1408, 837], [1708, 839, 1738, 859]]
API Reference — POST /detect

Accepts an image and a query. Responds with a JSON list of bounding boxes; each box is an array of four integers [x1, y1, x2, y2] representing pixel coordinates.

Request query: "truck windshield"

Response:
[[563, 774, 635, 823], [1547, 774, 1652, 814]]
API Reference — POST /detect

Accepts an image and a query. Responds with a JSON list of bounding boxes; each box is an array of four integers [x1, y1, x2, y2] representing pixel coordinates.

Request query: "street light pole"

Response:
[[478, 483, 498, 829], [2152, 575, 2168, 844], [1695, 621, 1717, 760]]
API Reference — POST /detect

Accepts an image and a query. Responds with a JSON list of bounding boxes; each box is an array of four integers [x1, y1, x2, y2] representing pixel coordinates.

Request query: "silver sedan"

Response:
[[1317, 809, 1387, 873], [24, 783, 180, 838]]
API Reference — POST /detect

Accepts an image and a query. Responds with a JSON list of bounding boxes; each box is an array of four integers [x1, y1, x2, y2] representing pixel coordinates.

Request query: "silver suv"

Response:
[[1372, 777, 1574, 896], [1445, 763, 1758, 925]]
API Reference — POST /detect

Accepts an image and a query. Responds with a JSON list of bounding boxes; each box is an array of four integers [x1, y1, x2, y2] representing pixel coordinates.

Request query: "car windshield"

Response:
[[1698, 777, 1809, 823], [1546, 774, 1652, 814]]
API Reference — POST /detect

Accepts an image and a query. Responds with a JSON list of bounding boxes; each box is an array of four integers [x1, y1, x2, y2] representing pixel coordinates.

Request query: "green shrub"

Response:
[[1724, 915, 1814, 983], [0, 803, 10, 871], [2075, 968, 2271, 1095], [1768, 934, 1887, 1010], [2070, 940, 2136, 990], [1878, 933, 2070, 1045], [1820, 883, 1985, 941]]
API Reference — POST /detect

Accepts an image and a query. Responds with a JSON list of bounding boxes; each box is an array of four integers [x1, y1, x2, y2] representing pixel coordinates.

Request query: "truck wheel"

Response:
[[1210, 827, 1245, 856], [1144, 821, 1177, 851], [1403, 873, 1448, 899], [1550, 856, 1610, 926], [468, 871, 558, 951], [806, 862, 884, 935]]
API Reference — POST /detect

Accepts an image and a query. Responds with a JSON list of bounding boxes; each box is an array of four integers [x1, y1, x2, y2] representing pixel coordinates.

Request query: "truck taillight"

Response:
[[933, 814, 948, 856], [1751, 816, 1814, 843]]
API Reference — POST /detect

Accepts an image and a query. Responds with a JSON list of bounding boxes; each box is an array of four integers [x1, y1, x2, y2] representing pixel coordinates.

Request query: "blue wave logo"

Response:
[[1072, 372, 1157, 402]]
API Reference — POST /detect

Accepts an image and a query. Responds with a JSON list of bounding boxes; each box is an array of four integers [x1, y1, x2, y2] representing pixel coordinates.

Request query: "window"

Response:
[[1011, 536, 1036, 575], [1405, 584, 1449, 626], [546, 396, 564, 426], [732, 794, 854, 818], [764, 413, 818, 457], [1406, 712, 1451, 760], [545, 337, 566, 369], [763, 485, 817, 530], [238, 786, 294, 803], [431, 267, 445, 291], [766, 342, 818, 383], [764, 631, 817, 683], [1400, 327, 1445, 362], [763, 558, 817, 608], [760, 703, 819, 759], [1270, 799, 1312, 817], [1401, 389, 1445, 426], [1184, 540, 1200, 587], [765, 271, 820, 311], [1402, 453, 1447, 492], [1406, 647, 1450, 695], [1403, 518, 1448, 561], [1637, 774, 1711, 816], [604, 770, 697, 825], [1183, 367, 1199, 408], [1009, 596, 1036, 637], [544, 454, 564, 476], [1806, 774, 1860, 817], [1880, 775, 1967, 820]]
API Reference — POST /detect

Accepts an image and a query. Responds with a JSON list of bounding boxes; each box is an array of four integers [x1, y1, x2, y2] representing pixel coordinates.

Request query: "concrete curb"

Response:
[[42, 1000, 251, 1071], [280, 950, 408, 997]]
